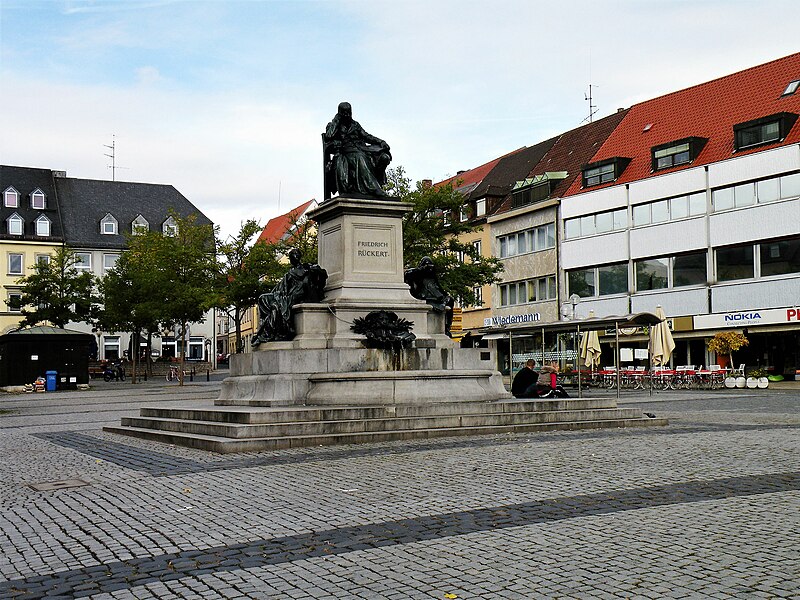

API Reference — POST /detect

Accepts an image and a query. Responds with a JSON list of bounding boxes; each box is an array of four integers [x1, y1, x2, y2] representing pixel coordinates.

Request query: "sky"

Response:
[[2, 0, 799, 240]]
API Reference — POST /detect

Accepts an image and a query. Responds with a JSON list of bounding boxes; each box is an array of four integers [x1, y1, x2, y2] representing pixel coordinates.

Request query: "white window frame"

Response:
[[472, 239, 482, 257], [7, 291, 23, 312], [30, 189, 46, 209], [162, 216, 178, 236], [132, 215, 149, 234], [475, 198, 486, 217], [35, 254, 51, 266], [8, 253, 24, 275], [103, 253, 119, 273], [35, 215, 51, 237], [3, 187, 19, 208], [101, 214, 118, 235], [7, 213, 24, 236], [73, 252, 92, 272]]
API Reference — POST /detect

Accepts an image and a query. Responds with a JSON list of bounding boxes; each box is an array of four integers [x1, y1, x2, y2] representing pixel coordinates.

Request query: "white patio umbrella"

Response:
[[580, 328, 602, 368], [579, 310, 602, 370], [650, 305, 676, 367]]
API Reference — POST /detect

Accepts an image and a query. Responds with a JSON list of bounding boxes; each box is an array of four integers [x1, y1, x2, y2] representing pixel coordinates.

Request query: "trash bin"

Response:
[[45, 371, 58, 392]]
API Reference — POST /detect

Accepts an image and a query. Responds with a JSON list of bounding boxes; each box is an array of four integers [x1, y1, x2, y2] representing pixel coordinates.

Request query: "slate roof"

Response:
[[257, 199, 317, 245], [489, 111, 629, 215], [564, 52, 800, 196], [0, 165, 64, 242], [54, 176, 213, 250], [471, 139, 559, 202]]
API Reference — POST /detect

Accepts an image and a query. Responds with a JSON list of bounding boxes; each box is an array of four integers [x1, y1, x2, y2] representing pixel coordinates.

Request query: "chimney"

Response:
[[421, 179, 433, 189]]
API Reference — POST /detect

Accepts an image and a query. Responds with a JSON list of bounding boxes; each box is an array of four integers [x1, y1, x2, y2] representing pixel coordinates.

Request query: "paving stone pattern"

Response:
[[1, 382, 798, 599]]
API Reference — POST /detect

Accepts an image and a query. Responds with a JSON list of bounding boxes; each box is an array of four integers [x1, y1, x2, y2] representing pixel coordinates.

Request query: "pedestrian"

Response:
[[511, 359, 539, 398], [537, 362, 570, 398]]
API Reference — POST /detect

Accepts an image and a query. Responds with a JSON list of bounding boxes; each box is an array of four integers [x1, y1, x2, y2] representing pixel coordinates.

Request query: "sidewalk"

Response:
[[1, 381, 798, 598]]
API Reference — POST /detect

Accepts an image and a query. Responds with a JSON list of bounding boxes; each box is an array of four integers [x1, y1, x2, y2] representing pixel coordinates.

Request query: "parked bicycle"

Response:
[[166, 364, 188, 382]]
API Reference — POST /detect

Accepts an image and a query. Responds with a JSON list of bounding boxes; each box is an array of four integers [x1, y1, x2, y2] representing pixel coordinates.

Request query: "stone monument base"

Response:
[[218, 345, 507, 406]]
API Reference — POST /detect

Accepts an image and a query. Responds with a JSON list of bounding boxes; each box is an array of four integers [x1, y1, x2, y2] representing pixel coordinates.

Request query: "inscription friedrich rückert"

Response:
[[357, 240, 390, 258]]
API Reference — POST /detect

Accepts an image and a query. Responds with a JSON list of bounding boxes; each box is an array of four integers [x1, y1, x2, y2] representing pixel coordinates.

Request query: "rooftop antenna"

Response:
[[582, 83, 599, 124], [103, 135, 129, 181], [581, 50, 598, 125]]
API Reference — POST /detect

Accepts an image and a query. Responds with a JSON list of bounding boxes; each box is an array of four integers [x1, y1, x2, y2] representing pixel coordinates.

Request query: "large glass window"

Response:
[[717, 245, 754, 281], [635, 258, 668, 291], [673, 252, 707, 287], [598, 263, 628, 296], [689, 192, 706, 215], [714, 172, 800, 212], [568, 269, 595, 298], [760, 237, 800, 277], [713, 187, 734, 211], [736, 120, 780, 149], [757, 178, 780, 203]]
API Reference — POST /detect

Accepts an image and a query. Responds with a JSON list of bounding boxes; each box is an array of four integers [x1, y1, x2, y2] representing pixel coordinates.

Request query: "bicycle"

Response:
[[166, 365, 188, 382]]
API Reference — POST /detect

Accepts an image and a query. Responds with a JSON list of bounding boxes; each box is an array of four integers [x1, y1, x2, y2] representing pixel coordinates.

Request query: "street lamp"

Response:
[[560, 293, 581, 320]]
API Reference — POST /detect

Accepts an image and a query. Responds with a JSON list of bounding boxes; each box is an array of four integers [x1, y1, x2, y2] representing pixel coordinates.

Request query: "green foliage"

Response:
[[385, 166, 503, 306], [215, 220, 286, 353], [10, 246, 99, 328], [707, 331, 749, 355]]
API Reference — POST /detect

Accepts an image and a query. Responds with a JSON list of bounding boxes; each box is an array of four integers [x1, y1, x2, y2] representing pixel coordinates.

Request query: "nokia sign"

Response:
[[695, 307, 800, 330]]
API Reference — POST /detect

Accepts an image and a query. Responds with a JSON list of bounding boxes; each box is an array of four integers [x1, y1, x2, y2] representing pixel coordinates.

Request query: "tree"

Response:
[[97, 240, 165, 383], [10, 246, 99, 328], [159, 213, 219, 384], [385, 166, 503, 306], [215, 220, 285, 354]]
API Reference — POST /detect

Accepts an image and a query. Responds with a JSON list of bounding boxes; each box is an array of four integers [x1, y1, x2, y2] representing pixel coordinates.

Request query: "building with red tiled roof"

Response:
[[564, 53, 800, 197], [483, 111, 628, 340], [558, 53, 800, 375], [257, 199, 317, 245]]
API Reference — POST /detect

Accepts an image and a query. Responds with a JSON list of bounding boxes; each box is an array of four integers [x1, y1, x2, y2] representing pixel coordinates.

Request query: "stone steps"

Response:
[[104, 399, 667, 453]]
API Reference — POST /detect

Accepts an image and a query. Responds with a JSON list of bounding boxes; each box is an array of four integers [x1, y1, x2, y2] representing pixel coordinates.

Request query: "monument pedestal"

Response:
[[215, 195, 508, 405]]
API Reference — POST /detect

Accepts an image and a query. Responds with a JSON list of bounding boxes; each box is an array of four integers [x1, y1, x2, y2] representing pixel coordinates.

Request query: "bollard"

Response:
[[206, 369, 210, 382], [190, 368, 194, 382]]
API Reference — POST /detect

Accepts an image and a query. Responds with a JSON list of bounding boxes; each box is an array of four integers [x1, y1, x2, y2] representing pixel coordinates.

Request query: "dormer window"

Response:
[[475, 198, 486, 217], [582, 158, 630, 188], [35, 215, 51, 237], [162, 216, 178, 236], [651, 137, 708, 171], [30, 189, 46, 210], [7, 213, 24, 236], [100, 214, 118, 235], [512, 172, 568, 208], [131, 214, 149, 234], [3, 187, 19, 208], [734, 112, 798, 151]]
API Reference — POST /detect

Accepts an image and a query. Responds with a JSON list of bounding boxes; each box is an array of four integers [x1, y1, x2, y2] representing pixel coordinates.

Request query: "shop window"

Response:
[[103, 336, 120, 360]]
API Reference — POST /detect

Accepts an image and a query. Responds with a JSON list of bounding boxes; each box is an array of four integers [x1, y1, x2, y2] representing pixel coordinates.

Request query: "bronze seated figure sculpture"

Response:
[[251, 249, 327, 345]]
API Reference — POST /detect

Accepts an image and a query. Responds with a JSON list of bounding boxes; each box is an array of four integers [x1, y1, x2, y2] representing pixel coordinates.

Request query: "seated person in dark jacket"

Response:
[[511, 359, 539, 398]]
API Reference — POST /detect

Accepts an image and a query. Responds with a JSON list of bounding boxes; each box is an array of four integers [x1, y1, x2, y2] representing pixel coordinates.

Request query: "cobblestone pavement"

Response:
[[1, 380, 798, 599]]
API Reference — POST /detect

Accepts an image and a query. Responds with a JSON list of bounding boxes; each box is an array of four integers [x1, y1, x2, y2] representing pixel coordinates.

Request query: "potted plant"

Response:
[[707, 331, 748, 369], [747, 367, 769, 389]]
